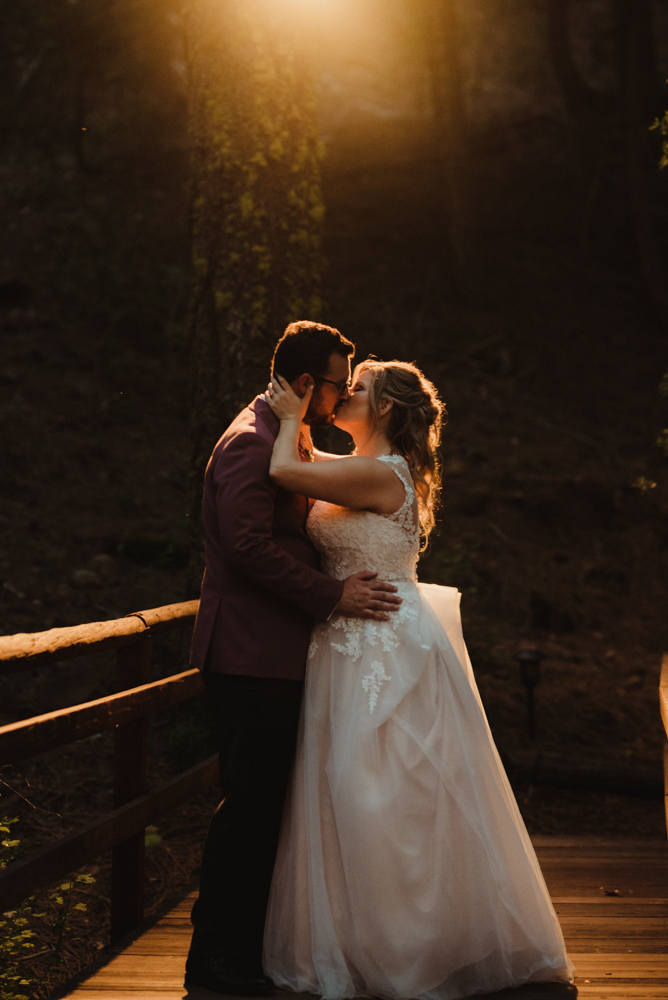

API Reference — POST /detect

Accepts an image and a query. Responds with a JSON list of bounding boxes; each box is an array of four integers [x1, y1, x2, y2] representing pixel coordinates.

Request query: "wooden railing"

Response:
[[661, 653, 668, 838], [0, 600, 217, 942]]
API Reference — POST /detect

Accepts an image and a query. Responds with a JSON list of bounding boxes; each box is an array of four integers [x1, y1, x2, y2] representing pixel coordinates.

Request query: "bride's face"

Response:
[[334, 366, 375, 437]]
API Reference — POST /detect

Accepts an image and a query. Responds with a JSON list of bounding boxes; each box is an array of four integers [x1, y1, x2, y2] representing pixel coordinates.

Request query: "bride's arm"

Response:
[[312, 447, 347, 462], [267, 379, 404, 513]]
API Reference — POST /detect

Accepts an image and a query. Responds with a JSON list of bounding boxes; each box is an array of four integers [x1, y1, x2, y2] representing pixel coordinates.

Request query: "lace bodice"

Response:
[[307, 455, 419, 583]]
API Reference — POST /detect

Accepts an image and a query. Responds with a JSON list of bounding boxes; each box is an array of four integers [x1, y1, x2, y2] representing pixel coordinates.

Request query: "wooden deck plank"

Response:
[[553, 899, 668, 908], [73, 994, 185, 998], [560, 917, 668, 933], [575, 990, 668, 998], [565, 941, 668, 953], [560, 917, 667, 932], [570, 955, 668, 968]]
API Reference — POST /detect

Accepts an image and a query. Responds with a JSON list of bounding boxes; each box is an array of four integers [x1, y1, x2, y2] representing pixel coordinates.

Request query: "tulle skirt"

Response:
[[264, 582, 574, 999]]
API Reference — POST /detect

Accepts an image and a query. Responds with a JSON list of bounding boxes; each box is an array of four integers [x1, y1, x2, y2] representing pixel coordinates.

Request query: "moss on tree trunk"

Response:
[[184, 0, 324, 589]]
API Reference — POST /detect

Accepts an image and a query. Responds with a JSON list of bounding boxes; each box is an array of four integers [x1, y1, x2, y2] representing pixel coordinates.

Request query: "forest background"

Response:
[[1, 0, 668, 993]]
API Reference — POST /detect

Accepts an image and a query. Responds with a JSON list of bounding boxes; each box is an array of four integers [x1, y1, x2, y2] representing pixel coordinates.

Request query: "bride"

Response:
[[262, 360, 574, 1000]]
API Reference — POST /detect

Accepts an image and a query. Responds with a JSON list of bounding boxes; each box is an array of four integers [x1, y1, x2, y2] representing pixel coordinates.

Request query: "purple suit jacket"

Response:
[[190, 396, 345, 680]]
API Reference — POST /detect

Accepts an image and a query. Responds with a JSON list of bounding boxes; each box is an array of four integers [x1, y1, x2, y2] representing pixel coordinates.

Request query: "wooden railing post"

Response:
[[660, 653, 668, 839], [110, 634, 151, 942]]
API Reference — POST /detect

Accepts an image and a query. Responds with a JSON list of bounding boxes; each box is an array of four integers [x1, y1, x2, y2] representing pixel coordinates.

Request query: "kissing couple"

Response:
[[185, 321, 574, 1000]]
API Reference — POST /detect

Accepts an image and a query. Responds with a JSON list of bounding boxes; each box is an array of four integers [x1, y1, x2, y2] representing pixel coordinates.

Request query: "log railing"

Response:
[[0, 600, 216, 942]]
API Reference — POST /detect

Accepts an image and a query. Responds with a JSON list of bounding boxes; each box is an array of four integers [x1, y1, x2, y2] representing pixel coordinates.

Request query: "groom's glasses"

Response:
[[314, 376, 351, 396]]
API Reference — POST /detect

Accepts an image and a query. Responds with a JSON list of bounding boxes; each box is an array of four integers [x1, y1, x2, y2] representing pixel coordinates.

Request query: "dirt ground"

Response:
[[1, 104, 667, 997]]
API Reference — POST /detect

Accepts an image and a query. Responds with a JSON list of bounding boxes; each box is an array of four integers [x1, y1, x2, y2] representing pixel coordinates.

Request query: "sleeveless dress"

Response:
[[264, 455, 574, 1000]]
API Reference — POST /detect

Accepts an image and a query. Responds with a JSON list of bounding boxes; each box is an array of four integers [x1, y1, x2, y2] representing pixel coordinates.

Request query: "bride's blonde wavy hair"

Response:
[[358, 360, 446, 549]]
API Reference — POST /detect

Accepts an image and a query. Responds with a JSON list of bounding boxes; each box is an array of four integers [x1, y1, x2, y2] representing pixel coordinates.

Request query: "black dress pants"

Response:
[[189, 671, 303, 967]]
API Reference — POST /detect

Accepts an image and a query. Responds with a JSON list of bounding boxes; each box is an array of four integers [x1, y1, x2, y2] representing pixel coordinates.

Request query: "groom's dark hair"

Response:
[[271, 321, 354, 385]]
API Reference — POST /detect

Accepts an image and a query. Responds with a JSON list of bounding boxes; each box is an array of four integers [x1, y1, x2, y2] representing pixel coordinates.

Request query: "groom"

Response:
[[185, 321, 401, 996]]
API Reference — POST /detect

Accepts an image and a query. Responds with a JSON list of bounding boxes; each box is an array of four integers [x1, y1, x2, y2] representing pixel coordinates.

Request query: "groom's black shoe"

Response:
[[184, 951, 274, 996]]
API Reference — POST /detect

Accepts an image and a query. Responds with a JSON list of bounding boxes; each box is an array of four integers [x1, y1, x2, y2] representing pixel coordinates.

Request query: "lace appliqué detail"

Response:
[[309, 587, 419, 663], [331, 618, 396, 659], [361, 661, 391, 713]]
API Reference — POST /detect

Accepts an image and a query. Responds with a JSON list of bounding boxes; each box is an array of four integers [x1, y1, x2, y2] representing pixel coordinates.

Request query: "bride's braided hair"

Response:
[[359, 360, 446, 547]]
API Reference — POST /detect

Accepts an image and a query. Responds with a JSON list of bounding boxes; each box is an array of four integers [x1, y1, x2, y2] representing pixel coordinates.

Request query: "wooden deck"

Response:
[[61, 836, 667, 1000]]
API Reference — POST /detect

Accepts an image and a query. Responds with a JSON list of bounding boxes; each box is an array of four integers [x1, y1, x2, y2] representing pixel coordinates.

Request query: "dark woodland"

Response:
[[1, 0, 668, 993]]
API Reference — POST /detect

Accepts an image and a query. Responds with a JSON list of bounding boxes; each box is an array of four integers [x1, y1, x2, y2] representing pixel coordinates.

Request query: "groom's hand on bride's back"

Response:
[[336, 571, 402, 621]]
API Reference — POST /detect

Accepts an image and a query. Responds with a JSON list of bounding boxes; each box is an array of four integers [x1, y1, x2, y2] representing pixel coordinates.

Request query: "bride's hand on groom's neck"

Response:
[[267, 376, 306, 482], [265, 373, 312, 423]]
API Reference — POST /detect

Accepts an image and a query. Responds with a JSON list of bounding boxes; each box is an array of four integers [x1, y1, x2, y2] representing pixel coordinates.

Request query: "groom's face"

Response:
[[302, 352, 352, 427]]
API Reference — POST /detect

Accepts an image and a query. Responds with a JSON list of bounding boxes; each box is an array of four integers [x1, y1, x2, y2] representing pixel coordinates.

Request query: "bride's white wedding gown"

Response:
[[264, 455, 574, 1000]]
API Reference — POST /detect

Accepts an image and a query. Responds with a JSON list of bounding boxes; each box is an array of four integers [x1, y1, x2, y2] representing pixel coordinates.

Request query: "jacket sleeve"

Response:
[[212, 429, 344, 621]]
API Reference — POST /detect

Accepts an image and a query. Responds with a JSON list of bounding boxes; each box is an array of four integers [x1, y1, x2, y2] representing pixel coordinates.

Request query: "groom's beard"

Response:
[[303, 389, 339, 427]]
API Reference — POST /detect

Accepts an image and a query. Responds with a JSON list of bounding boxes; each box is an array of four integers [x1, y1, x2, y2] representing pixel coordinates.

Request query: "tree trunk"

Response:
[[183, 0, 324, 591], [413, 0, 469, 294], [546, 0, 607, 121], [617, 0, 668, 327], [547, 0, 667, 306], [546, 0, 616, 254]]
